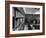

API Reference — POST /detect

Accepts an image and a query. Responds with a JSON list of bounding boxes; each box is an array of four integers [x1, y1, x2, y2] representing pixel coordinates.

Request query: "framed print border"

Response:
[[5, 1, 45, 37]]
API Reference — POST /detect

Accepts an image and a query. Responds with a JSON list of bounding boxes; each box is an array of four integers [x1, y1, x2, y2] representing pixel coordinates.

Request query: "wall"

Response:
[[0, 0, 46, 38], [5, 0, 45, 3]]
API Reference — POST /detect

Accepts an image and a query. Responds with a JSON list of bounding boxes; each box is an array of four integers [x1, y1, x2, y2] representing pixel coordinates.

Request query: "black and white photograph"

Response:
[[12, 7, 40, 31], [10, 4, 43, 34], [5, 1, 45, 37]]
